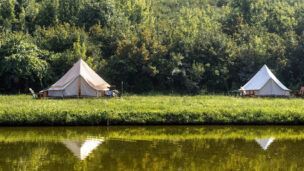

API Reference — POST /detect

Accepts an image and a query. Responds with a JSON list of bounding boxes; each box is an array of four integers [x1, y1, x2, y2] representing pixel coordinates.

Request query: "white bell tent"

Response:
[[240, 65, 290, 96], [48, 59, 110, 97]]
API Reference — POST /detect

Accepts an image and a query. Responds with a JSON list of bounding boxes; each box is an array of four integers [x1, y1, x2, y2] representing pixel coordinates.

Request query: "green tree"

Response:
[[0, 0, 15, 31], [78, 0, 115, 29], [0, 33, 48, 92], [35, 0, 59, 28], [58, 0, 83, 23]]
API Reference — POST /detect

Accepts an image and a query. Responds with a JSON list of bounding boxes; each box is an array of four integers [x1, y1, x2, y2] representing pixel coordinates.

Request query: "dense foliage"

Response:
[[1, 95, 304, 125], [0, 0, 303, 93]]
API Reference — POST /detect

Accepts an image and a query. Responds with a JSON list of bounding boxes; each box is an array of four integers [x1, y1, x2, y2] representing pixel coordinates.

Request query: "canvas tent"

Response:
[[240, 65, 290, 96], [48, 59, 110, 97]]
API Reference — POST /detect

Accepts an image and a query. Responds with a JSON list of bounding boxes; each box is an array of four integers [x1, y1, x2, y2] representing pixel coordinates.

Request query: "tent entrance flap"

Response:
[[80, 76, 99, 97], [78, 76, 81, 97]]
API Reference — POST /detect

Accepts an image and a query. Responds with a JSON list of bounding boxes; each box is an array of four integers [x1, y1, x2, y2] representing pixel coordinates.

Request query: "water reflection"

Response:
[[0, 126, 303, 170], [255, 138, 275, 150], [62, 138, 104, 160]]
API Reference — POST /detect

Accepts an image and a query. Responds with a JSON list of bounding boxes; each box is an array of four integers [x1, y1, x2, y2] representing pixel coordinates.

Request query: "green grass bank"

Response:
[[0, 95, 304, 126]]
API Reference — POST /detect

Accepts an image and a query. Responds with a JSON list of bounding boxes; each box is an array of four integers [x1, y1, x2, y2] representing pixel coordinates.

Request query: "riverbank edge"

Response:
[[0, 111, 304, 126]]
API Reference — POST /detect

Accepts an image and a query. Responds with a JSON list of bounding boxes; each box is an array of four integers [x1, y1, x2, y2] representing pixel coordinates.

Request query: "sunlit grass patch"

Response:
[[0, 95, 303, 125]]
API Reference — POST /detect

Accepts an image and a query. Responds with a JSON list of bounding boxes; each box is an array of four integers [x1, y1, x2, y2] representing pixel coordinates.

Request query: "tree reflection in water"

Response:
[[0, 126, 303, 170]]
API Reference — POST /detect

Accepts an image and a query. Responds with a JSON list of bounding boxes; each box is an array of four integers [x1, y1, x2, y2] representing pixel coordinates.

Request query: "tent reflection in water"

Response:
[[62, 138, 104, 160], [255, 138, 275, 150], [47, 59, 110, 97], [240, 65, 290, 97]]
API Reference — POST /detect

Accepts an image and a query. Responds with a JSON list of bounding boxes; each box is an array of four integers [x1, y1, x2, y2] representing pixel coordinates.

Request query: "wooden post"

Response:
[[121, 81, 124, 97]]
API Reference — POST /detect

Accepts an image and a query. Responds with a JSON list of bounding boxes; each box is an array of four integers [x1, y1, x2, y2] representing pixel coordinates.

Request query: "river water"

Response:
[[0, 126, 303, 170]]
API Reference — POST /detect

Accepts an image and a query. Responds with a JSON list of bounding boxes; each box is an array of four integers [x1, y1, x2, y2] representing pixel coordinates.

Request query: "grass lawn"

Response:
[[0, 95, 304, 125]]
